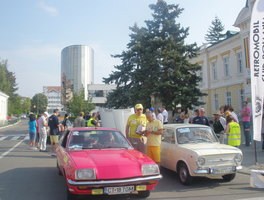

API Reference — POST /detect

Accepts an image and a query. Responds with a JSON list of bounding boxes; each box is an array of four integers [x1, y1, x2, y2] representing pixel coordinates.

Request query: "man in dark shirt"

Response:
[[192, 108, 210, 126], [48, 109, 59, 156]]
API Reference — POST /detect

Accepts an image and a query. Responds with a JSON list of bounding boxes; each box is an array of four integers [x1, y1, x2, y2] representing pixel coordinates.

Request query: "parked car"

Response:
[[57, 127, 162, 199], [161, 123, 243, 185]]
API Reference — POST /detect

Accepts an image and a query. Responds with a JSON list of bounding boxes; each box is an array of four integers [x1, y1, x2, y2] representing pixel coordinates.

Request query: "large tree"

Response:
[[67, 90, 95, 116], [31, 93, 48, 114], [205, 16, 225, 45], [104, 0, 205, 111]]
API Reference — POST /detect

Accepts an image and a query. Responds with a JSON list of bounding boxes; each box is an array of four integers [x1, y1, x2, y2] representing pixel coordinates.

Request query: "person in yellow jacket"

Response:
[[87, 112, 100, 127], [225, 115, 241, 147], [125, 104, 147, 153]]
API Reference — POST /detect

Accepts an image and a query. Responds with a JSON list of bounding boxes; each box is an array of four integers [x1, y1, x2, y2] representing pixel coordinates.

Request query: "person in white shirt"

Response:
[[156, 108, 164, 124], [161, 106, 168, 124]]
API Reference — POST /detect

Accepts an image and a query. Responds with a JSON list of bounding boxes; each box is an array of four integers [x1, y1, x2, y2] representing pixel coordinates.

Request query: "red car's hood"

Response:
[[68, 149, 153, 179]]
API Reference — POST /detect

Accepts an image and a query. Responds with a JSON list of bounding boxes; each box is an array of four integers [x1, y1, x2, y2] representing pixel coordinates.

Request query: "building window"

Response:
[[211, 61, 217, 80], [226, 91, 232, 106], [239, 89, 245, 110], [236, 52, 243, 73], [214, 94, 219, 111], [223, 57, 230, 77]]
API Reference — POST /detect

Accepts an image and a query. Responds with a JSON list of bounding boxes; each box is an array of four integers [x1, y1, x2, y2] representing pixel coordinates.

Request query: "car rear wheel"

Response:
[[222, 173, 236, 182], [138, 190, 150, 198], [178, 162, 193, 185]]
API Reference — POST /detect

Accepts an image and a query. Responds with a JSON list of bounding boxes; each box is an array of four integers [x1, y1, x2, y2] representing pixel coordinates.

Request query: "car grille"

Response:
[[203, 154, 235, 166]]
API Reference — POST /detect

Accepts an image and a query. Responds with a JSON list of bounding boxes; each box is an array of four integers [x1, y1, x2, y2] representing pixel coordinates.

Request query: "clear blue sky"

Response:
[[0, 0, 246, 97]]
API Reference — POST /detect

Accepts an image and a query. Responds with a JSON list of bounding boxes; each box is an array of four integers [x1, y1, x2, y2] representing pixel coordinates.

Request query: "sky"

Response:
[[0, 0, 246, 98]]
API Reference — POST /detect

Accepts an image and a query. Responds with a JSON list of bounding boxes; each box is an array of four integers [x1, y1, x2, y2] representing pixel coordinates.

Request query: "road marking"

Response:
[[0, 136, 8, 141], [0, 138, 25, 159], [10, 136, 20, 140]]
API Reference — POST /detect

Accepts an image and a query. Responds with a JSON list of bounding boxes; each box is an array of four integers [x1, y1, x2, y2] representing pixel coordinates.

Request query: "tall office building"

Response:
[[61, 45, 94, 105]]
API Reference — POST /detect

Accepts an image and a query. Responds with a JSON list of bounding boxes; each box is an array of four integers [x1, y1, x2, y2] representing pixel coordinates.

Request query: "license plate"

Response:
[[104, 186, 134, 195], [211, 167, 234, 174]]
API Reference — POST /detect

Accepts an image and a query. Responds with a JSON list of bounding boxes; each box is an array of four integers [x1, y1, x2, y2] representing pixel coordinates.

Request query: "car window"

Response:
[[67, 130, 133, 150], [162, 128, 175, 144], [176, 127, 218, 144]]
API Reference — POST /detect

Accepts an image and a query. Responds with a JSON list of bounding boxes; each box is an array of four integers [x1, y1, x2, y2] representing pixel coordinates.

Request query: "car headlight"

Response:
[[197, 157, 205, 166], [142, 164, 160, 176], [234, 154, 243, 164], [75, 169, 96, 180]]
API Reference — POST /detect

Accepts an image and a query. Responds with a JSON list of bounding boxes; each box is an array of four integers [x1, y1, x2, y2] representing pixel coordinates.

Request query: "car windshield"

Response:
[[176, 127, 218, 144], [67, 130, 133, 150]]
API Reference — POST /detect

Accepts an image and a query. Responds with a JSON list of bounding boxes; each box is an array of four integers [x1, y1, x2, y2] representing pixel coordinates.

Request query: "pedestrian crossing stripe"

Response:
[[0, 136, 28, 141]]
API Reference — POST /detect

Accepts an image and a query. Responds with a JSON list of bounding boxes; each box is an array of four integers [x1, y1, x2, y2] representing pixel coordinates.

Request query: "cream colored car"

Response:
[[161, 124, 243, 185]]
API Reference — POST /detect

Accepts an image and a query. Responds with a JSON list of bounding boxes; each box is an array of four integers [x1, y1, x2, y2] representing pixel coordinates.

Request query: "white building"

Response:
[[0, 90, 9, 126], [88, 84, 116, 106], [61, 45, 94, 103], [43, 86, 63, 113], [189, 0, 254, 116]]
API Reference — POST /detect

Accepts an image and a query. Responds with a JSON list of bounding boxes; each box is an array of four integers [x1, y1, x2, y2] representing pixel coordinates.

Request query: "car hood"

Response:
[[181, 143, 242, 156], [68, 149, 154, 179]]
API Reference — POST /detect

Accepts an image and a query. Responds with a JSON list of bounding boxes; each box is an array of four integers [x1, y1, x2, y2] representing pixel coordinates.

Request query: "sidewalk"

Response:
[[238, 141, 264, 175]]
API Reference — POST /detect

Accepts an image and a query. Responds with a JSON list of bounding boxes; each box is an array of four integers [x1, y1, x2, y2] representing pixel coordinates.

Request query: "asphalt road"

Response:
[[0, 121, 263, 200]]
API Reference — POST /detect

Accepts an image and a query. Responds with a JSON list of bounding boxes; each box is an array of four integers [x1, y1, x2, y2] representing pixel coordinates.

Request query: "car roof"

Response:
[[163, 123, 210, 129]]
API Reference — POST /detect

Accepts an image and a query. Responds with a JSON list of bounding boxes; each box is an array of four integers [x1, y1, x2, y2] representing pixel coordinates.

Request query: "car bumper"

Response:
[[68, 174, 162, 186], [194, 166, 242, 175]]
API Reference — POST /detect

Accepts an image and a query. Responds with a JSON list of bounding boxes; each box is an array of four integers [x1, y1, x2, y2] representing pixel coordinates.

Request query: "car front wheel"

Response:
[[178, 162, 193, 185], [222, 173, 236, 182], [138, 190, 150, 198], [67, 190, 77, 200]]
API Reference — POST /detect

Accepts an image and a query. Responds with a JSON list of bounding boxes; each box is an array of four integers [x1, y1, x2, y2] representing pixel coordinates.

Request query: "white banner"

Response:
[[249, 0, 264, 141]]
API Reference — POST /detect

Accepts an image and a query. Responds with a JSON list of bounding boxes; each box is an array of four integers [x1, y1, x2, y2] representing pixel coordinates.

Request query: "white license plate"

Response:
[[211, 167, 234, 174], [104, 186, 134, 195]]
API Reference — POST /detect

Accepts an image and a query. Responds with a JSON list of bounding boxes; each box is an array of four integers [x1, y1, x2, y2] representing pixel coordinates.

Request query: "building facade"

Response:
[[0, 90, 9, 126], [87, 84, 116, 107], [190, 0, 254, 116], [61, 45, 94, 104], [43, 86, 63, 113]]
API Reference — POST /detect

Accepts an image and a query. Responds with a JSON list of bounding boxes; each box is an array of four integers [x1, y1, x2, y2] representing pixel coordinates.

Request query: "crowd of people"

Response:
[[27, 109, 101, 156], [27, 102, 264, 161]]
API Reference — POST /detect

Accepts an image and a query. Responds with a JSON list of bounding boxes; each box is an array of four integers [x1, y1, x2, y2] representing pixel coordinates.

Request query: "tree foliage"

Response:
[[31, 93, 48, 114], [21, 97, 31, 114], [67, 90, 95, 116], [205, 16, 225, 45], [104, 0, 205, 111], [0, 59, 22, 115]]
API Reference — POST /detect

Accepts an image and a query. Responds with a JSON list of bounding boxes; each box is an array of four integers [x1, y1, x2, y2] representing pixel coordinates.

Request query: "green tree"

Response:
[[205, 16, 225, 45], [21, 97, 31, 114], [67, 90, 95, 116], [104, 0, 205, 111], [0, 59, 21, 115], [8, 94, 22, 116], [31, 93, 48, 114]]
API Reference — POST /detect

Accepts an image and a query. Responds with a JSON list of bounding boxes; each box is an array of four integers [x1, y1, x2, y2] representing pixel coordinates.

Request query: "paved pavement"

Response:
[[238, 141, 264, 175]]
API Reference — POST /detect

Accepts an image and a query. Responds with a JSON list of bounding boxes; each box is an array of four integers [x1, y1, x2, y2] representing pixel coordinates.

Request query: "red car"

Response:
[[56, 127, 162, 199]]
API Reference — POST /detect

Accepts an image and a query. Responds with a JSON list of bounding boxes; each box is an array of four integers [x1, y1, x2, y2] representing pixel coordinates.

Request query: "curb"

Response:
[[0, 120, 21, 130]]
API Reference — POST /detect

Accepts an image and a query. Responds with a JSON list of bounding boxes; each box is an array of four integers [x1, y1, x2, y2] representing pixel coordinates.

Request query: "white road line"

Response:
[[11, 136, 20, 140], [24, 135, 29, 140], [0, 138, 25, 159], [0, 136, 8, 141]]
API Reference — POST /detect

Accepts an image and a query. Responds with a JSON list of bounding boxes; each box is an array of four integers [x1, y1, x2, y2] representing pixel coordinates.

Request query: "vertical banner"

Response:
[[250, 0, 264, 141]]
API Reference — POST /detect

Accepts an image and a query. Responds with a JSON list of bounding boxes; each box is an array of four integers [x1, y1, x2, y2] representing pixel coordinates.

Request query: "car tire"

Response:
[[57, 161, 62, 176], [67, 190, 77, 200], [138, 190, 150, 198], [222, 173, 236, 182], [178, 162, 193, 185]]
